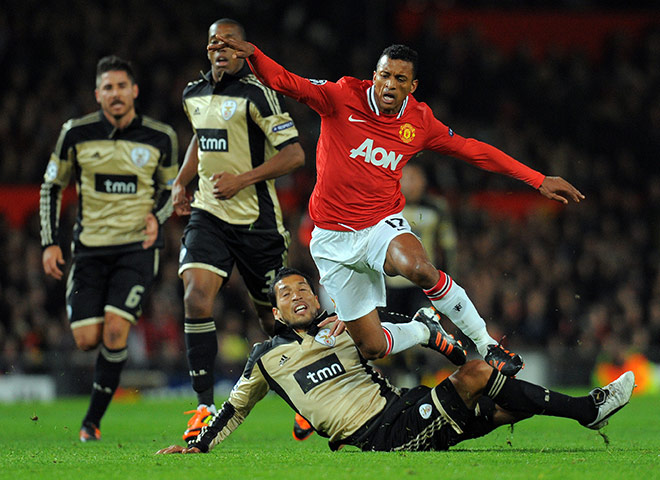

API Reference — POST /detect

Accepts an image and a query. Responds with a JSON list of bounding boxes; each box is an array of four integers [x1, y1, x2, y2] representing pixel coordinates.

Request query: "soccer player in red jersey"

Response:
[[211, 38, 584, 375]]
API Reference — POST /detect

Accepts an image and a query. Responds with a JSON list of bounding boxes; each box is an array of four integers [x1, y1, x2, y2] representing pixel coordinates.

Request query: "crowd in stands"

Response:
[[1, 1, 659, 388]]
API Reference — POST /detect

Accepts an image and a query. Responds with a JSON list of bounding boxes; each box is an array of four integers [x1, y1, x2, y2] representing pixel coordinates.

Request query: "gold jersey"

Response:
[[40, 111, 178, 253], [191, 314, 401, 452], [183, 66, 299, 231]]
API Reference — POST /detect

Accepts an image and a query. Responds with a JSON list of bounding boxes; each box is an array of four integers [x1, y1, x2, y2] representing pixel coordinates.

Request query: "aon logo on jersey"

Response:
[[350, 138, 403, 171]]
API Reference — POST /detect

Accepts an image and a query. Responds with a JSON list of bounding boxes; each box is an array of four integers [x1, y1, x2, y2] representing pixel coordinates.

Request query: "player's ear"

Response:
[[272, 307, 282, 321], [132, 83, 139, 99], [94, 88, 101, 105], [409, 79, 418, 95]]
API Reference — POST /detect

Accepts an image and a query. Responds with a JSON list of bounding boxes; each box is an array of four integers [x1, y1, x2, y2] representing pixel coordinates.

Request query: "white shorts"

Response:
[[309, 213, 416, 321]]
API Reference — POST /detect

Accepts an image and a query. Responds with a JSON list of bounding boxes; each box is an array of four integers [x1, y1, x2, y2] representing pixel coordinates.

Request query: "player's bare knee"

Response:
[[355, 338, 387, 360], [183, 285, 214, 317], [103, 328, 127, 349], [73, 335, 100, 351]]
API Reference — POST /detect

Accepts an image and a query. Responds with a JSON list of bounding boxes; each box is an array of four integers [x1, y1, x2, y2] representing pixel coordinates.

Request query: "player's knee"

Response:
[[73, 333, 101, 351], [72, 325, 102, 351], [183, 285, 214, 317], [354, 337, 388, 360], [103, 317, 130, 349], [452, 359, 492, 390]]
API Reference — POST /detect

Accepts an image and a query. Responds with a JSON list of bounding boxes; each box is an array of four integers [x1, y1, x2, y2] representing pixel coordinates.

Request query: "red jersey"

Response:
[[248, 47, 545, 231]]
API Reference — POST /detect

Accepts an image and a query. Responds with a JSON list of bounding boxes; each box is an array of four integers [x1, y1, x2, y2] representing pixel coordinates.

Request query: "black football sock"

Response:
[[83, 345, 128, 427], [184, 317, 218, 407], [485, 370, 596, 424]]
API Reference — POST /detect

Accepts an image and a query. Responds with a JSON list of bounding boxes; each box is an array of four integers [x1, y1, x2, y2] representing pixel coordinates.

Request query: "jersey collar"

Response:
[[366, 85, 408, 119]]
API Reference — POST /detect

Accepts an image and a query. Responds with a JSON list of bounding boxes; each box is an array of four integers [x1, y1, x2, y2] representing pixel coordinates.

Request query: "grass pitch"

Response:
[[1, 390, 658, 479]]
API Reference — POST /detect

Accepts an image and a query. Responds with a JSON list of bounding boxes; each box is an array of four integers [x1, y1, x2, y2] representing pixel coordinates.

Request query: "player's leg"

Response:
[[178, 209, 233, 439], [310, 225, 451, 360], [452, 360, 635, 430], [383, 216, 522, 375], [180, 267, 223, 438], [80, 311, 131, 442], [66, 255, 106, 441], [77, 249, 156, 441]]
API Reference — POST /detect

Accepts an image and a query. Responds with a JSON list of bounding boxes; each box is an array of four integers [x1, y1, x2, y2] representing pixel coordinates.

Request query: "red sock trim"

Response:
[[423, 271, 453, 301], [382, 326, 393, 356]]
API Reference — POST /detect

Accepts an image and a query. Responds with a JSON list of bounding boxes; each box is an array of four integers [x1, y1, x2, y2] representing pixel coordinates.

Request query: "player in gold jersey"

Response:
[[40, 55, 178, 442], [173, 19, 304, 441], [158, 268, 634, 453]]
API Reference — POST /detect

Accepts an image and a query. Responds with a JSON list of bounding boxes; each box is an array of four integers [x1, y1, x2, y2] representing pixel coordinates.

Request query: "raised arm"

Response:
[[212, 36, 339, 114]]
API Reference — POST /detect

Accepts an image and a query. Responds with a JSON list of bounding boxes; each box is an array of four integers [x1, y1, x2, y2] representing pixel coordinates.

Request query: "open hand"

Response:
[[538, 176, 585, 204], [155, 445, 202, 454]]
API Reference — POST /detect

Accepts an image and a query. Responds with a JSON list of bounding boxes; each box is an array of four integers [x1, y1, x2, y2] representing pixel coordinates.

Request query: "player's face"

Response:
[[272, 275, 321, 330], [95, 70, 138, 122], [372, 56, 418, 115], [207, 23, 245, 80]]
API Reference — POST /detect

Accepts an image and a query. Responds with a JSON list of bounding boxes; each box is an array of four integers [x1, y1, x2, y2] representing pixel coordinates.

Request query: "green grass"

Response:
[[1, 391, 658, 479]]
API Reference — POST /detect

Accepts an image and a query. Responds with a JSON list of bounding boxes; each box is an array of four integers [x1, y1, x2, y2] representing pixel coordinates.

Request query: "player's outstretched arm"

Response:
[[209, 35, 254, 59], [538, 176, 585, 204]]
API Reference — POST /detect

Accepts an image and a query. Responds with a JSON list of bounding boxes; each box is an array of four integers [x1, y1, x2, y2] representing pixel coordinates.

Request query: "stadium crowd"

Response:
[[1, 0, 659, 388]]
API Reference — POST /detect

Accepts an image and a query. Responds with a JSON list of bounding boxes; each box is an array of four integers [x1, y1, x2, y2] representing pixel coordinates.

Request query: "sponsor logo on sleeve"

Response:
[[294, 353, 346, 393], [45, 160, 59, 182], [272, 120, 294, 132], [307, 79, 327, 85]]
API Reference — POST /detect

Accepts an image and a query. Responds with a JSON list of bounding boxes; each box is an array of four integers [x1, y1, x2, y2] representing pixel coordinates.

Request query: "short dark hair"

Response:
[[210, 18, 246, 40], [379, 44, 419, 79], [96, 55, 136, 87], [267, 267, 316, 307]]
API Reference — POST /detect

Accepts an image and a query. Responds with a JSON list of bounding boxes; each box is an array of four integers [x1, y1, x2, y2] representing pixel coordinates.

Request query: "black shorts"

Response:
[[346, 379, 473, 451], [67, 248, 159, 327], [179, 208, 290, 304]]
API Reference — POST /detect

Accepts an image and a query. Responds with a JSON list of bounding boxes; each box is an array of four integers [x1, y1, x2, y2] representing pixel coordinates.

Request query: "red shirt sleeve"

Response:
[[424, 113, 545, 189], [247, 46, 341, 116]]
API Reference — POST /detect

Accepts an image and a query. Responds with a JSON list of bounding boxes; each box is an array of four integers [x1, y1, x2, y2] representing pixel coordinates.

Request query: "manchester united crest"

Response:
[[399, 123, 415, 143]]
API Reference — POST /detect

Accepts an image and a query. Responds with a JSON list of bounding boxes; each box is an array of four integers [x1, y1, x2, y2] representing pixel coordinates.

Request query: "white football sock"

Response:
[[425, 273, 496, 357], [381, 321, 429, 356]]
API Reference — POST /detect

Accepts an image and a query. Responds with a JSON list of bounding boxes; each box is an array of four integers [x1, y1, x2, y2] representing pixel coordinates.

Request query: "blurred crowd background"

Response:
[[2, 0, 660, 393]]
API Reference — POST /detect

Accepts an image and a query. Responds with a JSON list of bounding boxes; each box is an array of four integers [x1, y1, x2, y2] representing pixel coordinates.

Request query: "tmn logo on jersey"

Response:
[[95, 174, 137, 194], [197, 128, 229, 152], [294, 353, 346, 393], [350, 138, 403, 171]]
